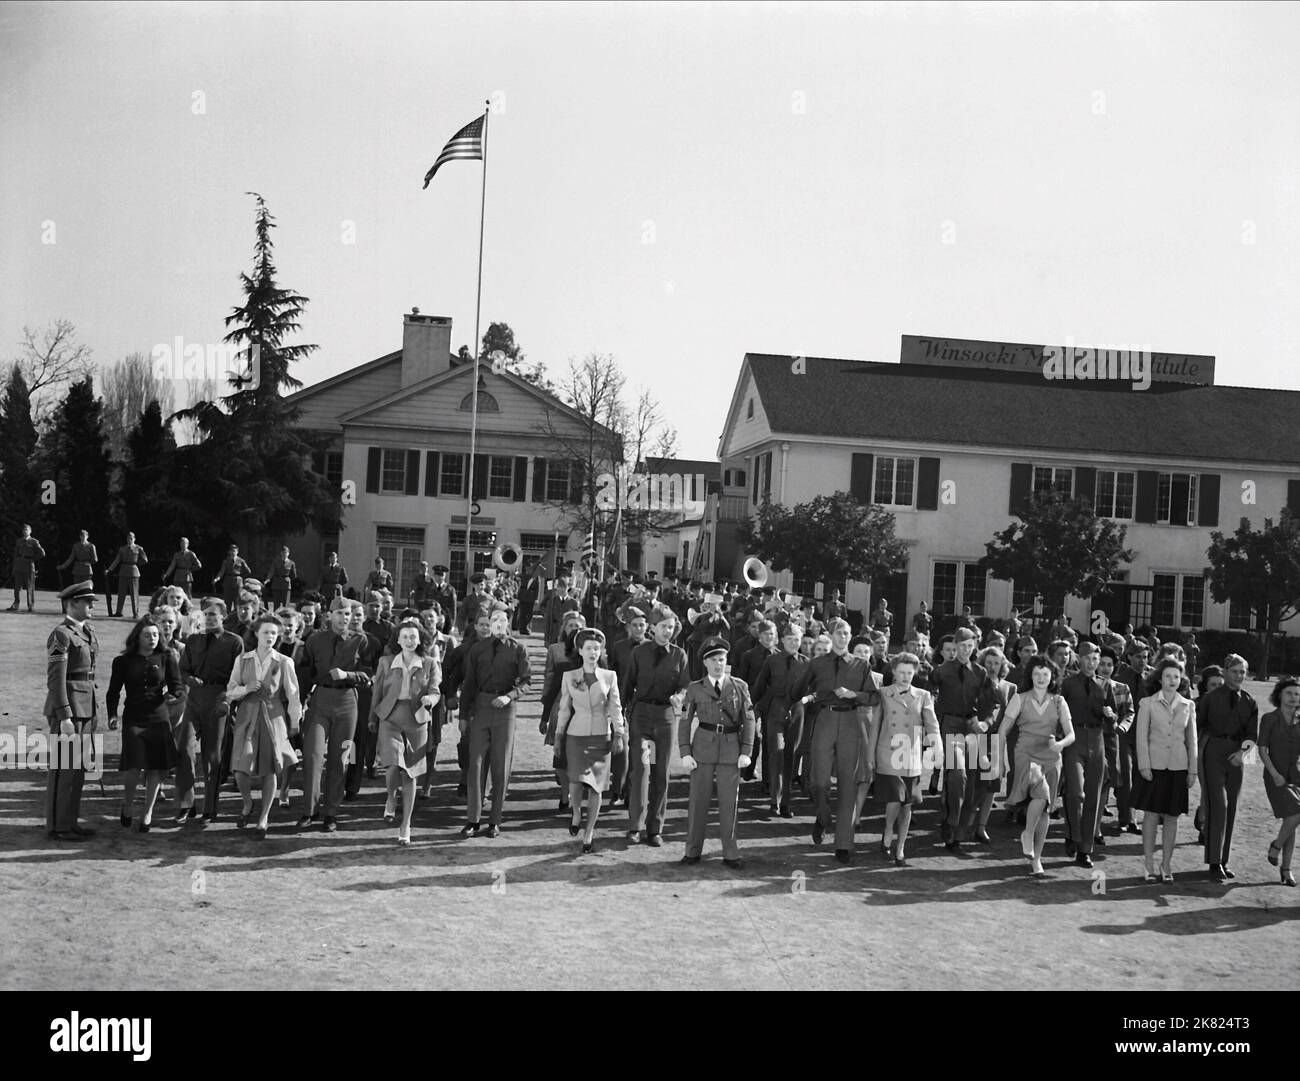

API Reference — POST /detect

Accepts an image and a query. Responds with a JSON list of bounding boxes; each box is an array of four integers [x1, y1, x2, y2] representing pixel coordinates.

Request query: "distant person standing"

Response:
[[407, 560, 436, 612], [43, 581, 101, 839], [162, 537, 202, 596], [363, 557, 393, 597], [516, 560, 545, 635], [58, 530, 98, 594], [822, 588, 847, 627], [870, 597, 893, 639], [106, 532, 148, 619], [264, 546, 297, 609], [429, 564, 457, 634], [318, 550, 348, 601], [10, 523, 46, 612], [911, 600, 933, 641], [214, 544, 251, 609], [541, 570, 580, 646]]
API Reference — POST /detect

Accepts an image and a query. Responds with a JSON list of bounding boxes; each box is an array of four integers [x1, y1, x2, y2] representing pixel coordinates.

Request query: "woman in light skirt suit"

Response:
[[868, 652, 939, 866], [226, 615, 302, 838], [1132, 657, 1197, 882], [369, 619, 441, 845], [553, 628, 625, 853], [998, 656, 1075, 877]]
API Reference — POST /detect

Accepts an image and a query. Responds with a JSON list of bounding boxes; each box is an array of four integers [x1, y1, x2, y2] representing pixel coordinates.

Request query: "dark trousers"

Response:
[[467, 694, 516, 826], [1202, 737, 1243, 866], [765, 699, 802, 809], [940, 715, 981, 832], [516, 597, 535, 634], [301, 688, 358, 819], [221, 578, 241, 609], [45, 717, 89, 832], [344, 682, 376, 798], [1063, 726, 1106, 854], [184, 685, 230, 816], [628, 703, 676, 836], [810, 709, 862, 851], [116, 573, 140, 618], [12, 568, 36, 608], [684, 729, 742, 860], [1115, 727, 1136, 825], [270, 579, 291, 608]]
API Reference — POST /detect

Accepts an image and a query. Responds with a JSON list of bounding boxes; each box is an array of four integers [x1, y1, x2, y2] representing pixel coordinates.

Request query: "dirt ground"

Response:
[[2, 592, 1297, 990]]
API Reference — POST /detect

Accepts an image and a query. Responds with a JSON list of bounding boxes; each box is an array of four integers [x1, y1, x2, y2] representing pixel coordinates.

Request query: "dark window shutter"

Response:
[[1134, 470, 1158, 523], [404, 449, 420, 495], [752, 458, 760, 502], [1008, 462, 1032, 517], [366, 447, 381, 493], [569, 459, 585, 504], [917, 456, 940, 511], [850, 453, 874, 503], [1197, 473, 1220, 527], [762, 452, 772, 500], [512, 456, 528, 501], [1169, 474, 1190, 527], [424, 451, 440, 497], [1289, 479, 1300, 514], [1074, 467, 1097, 508], [472, 454, 488, 499], [532, 458, 547, 502]]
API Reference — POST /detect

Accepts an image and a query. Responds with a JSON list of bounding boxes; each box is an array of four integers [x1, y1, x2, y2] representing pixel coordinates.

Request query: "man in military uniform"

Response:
[[363, 557, 393, 596], [105, 531, 148, 619], [162, 537, 203, 596], [678, 637, 756, 868], [427, 564, 457, 635], [318, 550, 348, 601], [406, 560, 435, 613], [265, 545, 298, 609], [10, 523, 46, 612], [44, 581, 100, 839], [213, 544, 251, 609], [515, 560, 543, 635], [459, 571, 496, 636], [541, 569, 579, 646], [57, 530, 98, 598], [178, 598, 244, 821]]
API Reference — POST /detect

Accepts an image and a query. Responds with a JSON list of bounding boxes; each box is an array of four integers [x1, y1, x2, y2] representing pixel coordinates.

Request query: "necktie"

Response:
[[713, 679, 721, 697]]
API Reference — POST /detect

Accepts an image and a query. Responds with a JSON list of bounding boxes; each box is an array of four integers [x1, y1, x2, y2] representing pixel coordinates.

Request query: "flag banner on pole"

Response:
[[423, 115, 485, 188]]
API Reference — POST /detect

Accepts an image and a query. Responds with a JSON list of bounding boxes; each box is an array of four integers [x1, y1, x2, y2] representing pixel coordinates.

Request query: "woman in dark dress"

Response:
[[107, 615, 182, 832], [1259, 675, 1300, 887]]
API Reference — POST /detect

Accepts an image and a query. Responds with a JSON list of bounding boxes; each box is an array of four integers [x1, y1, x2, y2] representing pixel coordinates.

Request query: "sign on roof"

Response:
[[900, 335, 1214, 388]]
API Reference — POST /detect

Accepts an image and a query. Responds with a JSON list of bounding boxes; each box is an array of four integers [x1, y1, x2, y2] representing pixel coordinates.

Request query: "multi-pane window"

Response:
[[1179, 575, 1205, 628], [1156, 473, 1198, 525], [440, 453, 465, 496], [1152, 573, 1178, 626], [1033, 466, 1073, 498], [962, 563, 987, 614], [324, 451, 344, 491], [663, 555, 677, 577], [545, 459, 571, 502], [1011, 581, 1039, 615], [933, 562, 958, 617], [489, 455, 513, 498], [448, 529, 498, 548], [1095, 469, 1135, 519], [381, 449, 408, 492], [1228, 597, 1253, 630], [874, 456, 916, 507]]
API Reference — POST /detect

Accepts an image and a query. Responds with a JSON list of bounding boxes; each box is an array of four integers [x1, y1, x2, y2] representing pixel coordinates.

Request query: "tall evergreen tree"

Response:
[[39, 375, 116, 573], [0, 366, 42, 576], [120, 400, 180, 569], [173, 192, 339, 571]]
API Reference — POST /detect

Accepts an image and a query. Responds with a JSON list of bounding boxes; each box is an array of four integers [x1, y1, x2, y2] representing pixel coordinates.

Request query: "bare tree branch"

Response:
[[15, 319, 94, 424]]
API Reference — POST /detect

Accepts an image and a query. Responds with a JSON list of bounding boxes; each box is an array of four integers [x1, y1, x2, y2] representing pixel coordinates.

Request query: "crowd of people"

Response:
[[22, 525, 1300, 889]]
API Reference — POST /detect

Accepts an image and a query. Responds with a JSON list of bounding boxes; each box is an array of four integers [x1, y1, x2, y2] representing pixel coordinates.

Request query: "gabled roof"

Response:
[[643, 456, 722, 481], [285, 350, 403, 405], [738, 353, 1300, 466]]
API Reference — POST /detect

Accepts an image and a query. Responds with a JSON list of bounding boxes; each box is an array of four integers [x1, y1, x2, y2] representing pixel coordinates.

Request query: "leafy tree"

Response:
[[459, 320, 555, 393], [1206, 510, 1300, 678], [978, 491, 1134, 620], [0, 366, 42, 577], [38, 376, 116, 581], [738, 491, 909, 597], [173, 193, 339, 571]]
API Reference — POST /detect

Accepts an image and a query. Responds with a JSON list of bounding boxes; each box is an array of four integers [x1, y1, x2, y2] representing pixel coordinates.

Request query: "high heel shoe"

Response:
[[383, 797, 396, 824], [1282, 867, 1296, 887], [880, 835, 893, 857], [1144, 863, 1157, 882], [119, 805, 132, 828], [568, 824, 581, 837], [397, 832, 411, 847], [134, 817, 151, 834], [582, 840, 595, 854], [1160, 866, 1174, 883], [1268, 841, 1281, 867]]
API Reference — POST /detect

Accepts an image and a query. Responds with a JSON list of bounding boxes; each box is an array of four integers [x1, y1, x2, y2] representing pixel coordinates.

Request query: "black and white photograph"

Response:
[[3, 0, 1299, 1024]]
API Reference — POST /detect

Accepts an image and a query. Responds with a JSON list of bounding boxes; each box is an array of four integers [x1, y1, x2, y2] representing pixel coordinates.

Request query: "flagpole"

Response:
[[464, 101, 490, 599]]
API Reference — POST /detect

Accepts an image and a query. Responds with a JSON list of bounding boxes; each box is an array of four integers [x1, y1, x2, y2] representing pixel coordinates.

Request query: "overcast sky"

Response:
[[4, 1, 1298, 459]]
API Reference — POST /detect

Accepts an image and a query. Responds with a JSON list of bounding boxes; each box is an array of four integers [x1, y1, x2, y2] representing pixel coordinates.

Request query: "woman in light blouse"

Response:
[[1132, 658, 1198, 882], [1258, 675, 1300, 887], [368, 619, 441, 845], [226, 615, 302, 838], [553, 627, 625, 853], [998, 656, 1074, 877], [868, 652, 939, 866]]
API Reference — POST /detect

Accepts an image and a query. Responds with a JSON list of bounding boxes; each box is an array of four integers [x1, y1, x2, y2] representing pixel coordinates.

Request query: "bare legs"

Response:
[[569, 781, 602, 845], [1142, 812, 1178, 876]]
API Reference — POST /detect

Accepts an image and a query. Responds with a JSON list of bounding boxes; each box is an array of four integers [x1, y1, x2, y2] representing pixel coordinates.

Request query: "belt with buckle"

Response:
[[636, 698, 670, 706], [828, 704, 858, 712], [698, 721, 740, 733]]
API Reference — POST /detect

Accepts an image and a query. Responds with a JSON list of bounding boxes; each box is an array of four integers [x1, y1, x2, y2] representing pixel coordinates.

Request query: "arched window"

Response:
[[460, 390, 499, 412]]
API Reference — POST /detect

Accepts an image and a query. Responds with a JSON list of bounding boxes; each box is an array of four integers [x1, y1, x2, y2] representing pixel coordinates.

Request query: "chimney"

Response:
[[401, 308, 454, 387]]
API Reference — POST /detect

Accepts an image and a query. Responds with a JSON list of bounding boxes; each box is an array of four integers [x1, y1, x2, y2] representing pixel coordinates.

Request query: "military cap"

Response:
[[59, 580, 97, 601], [432, 564, 449, 574], [622, 605, 647, 623], [469, 572, 487, 584], [700, 637, 729, 661]]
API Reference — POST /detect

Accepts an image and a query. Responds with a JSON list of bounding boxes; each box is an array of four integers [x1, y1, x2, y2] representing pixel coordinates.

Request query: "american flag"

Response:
[[423, 115, 485, 188]]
